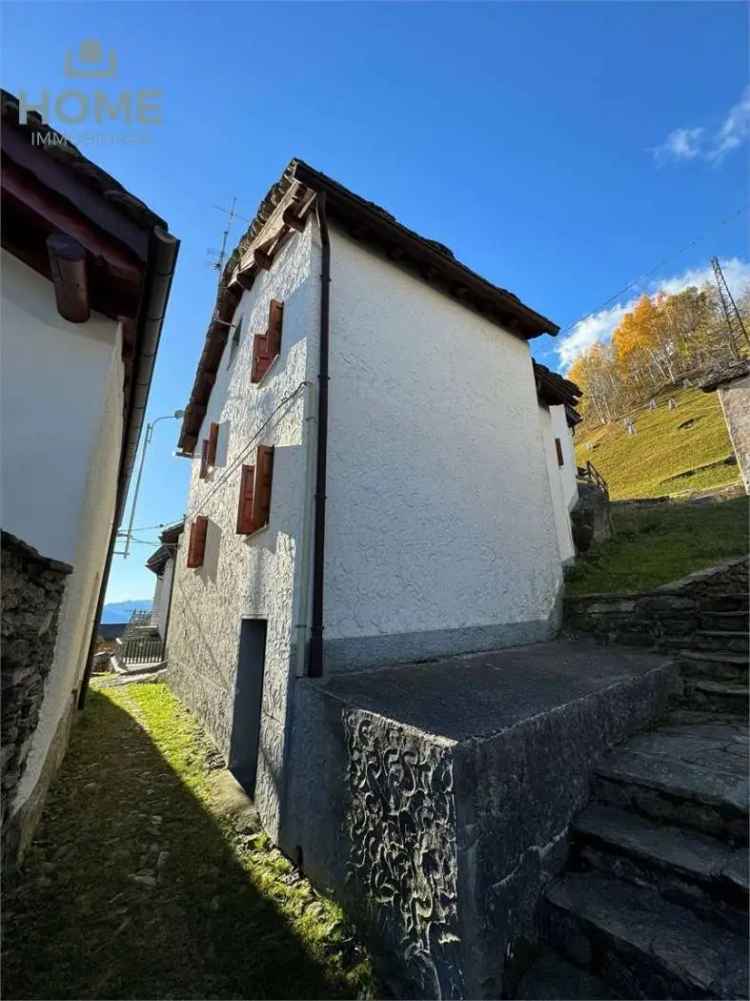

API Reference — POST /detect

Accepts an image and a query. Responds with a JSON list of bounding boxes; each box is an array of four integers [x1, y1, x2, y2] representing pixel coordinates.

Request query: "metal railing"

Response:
[[118, 635, 164, 666], [577, 460, 609, 496]]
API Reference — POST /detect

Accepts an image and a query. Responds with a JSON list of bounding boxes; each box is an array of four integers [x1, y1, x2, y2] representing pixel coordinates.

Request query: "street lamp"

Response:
[[118, 410, 185, 559]]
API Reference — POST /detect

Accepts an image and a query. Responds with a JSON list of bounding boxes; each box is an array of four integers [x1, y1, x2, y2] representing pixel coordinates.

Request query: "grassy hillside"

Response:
[[566, 498, 748, 594], [575, 386, 741, 500]]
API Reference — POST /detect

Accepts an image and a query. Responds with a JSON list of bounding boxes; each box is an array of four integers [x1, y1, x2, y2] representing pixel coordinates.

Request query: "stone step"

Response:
[[593, 747, 748, 843], [542, 873, 748, 1000], [515, 951, 618, 1000], [692, 630, 749, 655], [681, 679, 749, 717], [572, 802, 747, 930], [700, 609, 748, 632], [700, 593, 749, 613], [679, 649, 749, 685]]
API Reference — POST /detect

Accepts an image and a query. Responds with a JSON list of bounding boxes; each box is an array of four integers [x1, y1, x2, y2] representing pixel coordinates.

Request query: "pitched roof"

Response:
[[178, 159, 560, 452]]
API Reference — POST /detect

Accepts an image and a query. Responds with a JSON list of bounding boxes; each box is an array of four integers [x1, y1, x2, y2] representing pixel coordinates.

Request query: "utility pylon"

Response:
[[711, 256, 750, 358]]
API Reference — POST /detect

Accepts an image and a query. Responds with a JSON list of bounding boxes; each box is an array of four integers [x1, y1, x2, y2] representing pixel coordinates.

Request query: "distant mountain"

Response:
[[101, 599, 152, 624]]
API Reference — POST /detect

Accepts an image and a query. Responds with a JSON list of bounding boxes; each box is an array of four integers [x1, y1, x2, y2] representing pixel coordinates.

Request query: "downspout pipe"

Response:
[[308, 193, 331, 678], [78, 226, 179, 709]]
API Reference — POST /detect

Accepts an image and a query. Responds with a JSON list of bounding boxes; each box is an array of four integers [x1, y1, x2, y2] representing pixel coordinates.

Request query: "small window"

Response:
[[236, 445, 274, 535], [554, 437, 564, 467], [229, 316, 242, 366], [199, 439, 209, 479]]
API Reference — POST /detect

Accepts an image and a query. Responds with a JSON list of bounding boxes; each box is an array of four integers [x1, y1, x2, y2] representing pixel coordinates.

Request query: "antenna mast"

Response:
[[711, 256, 749, 358]]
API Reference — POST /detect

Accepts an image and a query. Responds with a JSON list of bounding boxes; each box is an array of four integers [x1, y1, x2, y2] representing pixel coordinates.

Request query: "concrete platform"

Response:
[[284, 640, 679, 999], [314, 639, 672, 741]]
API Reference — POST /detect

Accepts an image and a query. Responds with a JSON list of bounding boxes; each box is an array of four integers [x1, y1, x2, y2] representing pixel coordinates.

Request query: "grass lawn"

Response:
[[2, 683, 374, 1000], [575, 387, 741, 500], [565, 496, 749, 595]]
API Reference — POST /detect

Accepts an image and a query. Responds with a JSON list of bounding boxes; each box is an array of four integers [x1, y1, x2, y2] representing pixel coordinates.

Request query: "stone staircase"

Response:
[[517, 590, 749, 1000]]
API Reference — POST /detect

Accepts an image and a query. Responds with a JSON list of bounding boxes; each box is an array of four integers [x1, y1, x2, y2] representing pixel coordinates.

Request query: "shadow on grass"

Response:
[[2, 689, 361, 1000]]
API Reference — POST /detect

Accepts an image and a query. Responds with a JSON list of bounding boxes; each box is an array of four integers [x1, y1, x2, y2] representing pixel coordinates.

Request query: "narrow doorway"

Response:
[[229, 618, 267, 797]]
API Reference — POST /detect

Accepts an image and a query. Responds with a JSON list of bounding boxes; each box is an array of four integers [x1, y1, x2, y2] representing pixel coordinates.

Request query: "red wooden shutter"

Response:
[[251, 445, 274, 530], [250, 300, 284, 383], [207, 422, 219, 466], [186, 515, 208, 568], [555, 437, 564, 467], [236, 465, 256, 534], [199, 439, 209, 479], [251, 333, 270, 383], [268, 300, 283, 359]]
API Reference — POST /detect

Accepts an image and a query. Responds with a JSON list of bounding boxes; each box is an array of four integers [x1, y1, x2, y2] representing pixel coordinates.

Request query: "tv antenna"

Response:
[[711, 256, 750, 357], [207, 197, 251, 274]]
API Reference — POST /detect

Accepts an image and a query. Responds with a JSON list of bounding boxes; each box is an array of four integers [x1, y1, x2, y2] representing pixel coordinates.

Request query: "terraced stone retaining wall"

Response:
[[564, 556, 748, 648]]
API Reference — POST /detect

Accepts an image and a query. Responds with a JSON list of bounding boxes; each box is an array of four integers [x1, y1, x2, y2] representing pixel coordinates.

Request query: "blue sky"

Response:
[[3, 2, 748, 601]]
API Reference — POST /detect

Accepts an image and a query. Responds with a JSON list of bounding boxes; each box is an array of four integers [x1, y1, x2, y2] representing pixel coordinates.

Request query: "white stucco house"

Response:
[[145, 521, 183, 640], [0, 92, 178, 864], [165, 158, 580, 846]]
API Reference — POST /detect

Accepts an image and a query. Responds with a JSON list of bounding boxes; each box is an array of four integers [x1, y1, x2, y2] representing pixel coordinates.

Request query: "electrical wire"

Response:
[[184, 378, 306, 524], [558, 202, 748, 338]]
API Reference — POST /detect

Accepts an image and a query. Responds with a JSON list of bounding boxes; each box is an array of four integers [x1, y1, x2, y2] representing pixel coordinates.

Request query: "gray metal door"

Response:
[[229, 618, 267, 796]]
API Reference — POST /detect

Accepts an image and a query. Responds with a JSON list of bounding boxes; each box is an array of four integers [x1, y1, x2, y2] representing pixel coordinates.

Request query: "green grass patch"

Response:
[[575, 387, 740, 500], [566, 497, 749, 594], [3, 683, 374, 1000]]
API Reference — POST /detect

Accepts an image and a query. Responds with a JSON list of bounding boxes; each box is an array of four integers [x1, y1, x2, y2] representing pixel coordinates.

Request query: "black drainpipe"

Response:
[[308, 192, 331, 678]]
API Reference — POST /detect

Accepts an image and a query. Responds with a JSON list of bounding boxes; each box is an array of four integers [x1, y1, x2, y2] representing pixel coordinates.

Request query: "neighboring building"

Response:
[[145, 522, 184, 640], [533, 362, 582, 564], [701, 358, 750, 494], [0, 92, 179, 864], [166, 158, 572, 845]]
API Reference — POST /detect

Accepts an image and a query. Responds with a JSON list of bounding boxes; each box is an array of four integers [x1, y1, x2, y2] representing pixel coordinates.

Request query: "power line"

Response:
[[187, 381, 309, 520], [558, 202, 748, 339]]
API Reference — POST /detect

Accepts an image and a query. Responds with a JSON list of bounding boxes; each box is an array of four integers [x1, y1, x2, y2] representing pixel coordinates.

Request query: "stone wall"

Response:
[[565, 556, 748, 647], [1, 531, 72, 866]]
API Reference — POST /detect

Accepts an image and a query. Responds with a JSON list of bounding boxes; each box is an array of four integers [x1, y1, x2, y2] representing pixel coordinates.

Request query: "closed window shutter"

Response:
[[199, 439, 209, 479], [250, 300, 284, 383], [187, 515, 208, 568], [207, 422, 219, 466], [268, 300, 283, 358], [251, 445, 274, 530], [251, 333, 271, 383], [555, 437, 564, 467], [236, 464, 256, 534]]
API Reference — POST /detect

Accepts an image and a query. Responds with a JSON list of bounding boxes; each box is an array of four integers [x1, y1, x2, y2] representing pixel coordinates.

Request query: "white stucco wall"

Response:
[[3, 251, 125, 813], [152, 557, 174, 639], [166, 221, 318, 840], [1, 251, 122, 564], [539, 405, 577, 565], [322, 227, 564, 669], [551, 404, 579, 512]]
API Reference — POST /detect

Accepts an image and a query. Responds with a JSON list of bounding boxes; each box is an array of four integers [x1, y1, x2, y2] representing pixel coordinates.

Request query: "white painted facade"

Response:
[[150, 556, 175, 639], [539, 403, 578, 564], [166, 221, 319, 840], [167, 211, 569, 838], [323, 228, 564, 667], [2, 250, 125, 814]]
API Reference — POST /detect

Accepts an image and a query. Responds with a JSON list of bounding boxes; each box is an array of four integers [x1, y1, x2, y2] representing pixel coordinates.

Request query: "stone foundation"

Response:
[[1, 531, 72, 868], [283, 640, 678, 999], [565, 556, 748, 648]]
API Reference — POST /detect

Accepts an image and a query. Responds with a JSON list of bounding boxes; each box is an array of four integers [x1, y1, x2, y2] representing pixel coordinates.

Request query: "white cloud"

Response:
[[653, 127, 704, 163], [708, 84, 750, 162], [652, 85, 750, 165], [556, 257, 750, 370]]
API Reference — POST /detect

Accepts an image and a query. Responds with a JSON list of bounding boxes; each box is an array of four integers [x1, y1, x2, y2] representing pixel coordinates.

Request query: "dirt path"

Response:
[[2, 683, 372, 1000]]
